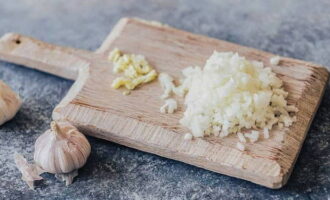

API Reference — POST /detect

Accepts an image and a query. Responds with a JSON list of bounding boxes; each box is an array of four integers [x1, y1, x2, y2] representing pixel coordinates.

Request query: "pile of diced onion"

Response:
[[159, 51, 298, 149]]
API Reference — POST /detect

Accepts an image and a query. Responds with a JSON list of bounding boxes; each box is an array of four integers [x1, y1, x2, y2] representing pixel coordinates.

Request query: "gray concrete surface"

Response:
[[0, 0, 329, 199]]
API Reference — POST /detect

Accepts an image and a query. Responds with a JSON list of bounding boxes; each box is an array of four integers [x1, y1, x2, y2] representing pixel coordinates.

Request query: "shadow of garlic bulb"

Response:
[[0, 80, 21, 125], [34, 120, 91, 185]]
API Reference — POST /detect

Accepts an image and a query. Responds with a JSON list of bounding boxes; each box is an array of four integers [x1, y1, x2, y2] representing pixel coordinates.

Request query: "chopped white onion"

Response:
[[160, 98, 178, 114], [270, 56, 281, 65], [184, 133, 193, 140], [263, 128, 270, 139], [178, 51, 297, 138], [245, 131, 260, 143], [236, 142, 245, 151], [158, 73, 176, 99], [237, 132, 247, 143]]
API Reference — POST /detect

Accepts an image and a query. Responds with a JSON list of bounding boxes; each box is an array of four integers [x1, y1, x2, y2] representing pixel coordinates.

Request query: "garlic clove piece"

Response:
[[34, 120, 91, 185], [0, 80, 22, 125]]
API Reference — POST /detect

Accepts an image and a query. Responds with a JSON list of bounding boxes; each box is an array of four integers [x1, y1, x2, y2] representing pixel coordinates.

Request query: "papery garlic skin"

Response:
[[0, 80, 22, 125], [34, 120, 91, 175], [14, 153, 45, 190]]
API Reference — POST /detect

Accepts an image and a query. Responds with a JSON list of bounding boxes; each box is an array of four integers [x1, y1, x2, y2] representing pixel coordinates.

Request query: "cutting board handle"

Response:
[[0, 33, 89, 80]]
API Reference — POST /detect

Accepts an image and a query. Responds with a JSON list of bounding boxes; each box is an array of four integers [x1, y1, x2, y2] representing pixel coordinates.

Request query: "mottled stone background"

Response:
[[0, 0, 329, 199]]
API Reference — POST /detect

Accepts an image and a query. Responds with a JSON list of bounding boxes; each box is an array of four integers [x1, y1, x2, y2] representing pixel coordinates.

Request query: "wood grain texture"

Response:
[[0, 18, 328, 188], [0, 33, 90, 80]]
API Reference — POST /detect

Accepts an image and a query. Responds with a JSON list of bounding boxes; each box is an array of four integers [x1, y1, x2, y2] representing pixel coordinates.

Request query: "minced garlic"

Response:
[[108, 48, 157, 92]]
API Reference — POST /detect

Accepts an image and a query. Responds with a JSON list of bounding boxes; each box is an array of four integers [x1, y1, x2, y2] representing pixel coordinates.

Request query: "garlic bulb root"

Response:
[[34, 120, 91, 185], [55, 170, 78, 186]]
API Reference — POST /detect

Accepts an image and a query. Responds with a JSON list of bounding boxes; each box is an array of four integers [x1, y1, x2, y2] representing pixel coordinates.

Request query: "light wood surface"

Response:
[[0, 18, 328, 188]]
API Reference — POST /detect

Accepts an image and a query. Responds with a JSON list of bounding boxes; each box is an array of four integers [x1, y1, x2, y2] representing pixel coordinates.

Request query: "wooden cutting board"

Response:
[[0, 18, 328, 188]]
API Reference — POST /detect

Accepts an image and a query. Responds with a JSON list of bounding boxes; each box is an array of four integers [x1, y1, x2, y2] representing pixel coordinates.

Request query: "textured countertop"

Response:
[[0, 0, 329, 199]]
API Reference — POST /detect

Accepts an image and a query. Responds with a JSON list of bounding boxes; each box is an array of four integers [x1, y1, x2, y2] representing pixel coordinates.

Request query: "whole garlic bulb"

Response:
[[0, 80, 22, 125], [34, 120, 91, 185]]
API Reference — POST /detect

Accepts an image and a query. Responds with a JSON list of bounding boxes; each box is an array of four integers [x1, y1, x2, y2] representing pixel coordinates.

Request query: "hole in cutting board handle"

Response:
[[14, 39, 21, 44]]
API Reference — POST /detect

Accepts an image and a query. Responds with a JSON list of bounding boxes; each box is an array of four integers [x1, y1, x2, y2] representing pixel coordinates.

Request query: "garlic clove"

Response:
[[35, 130, 58, 173], [34, 120, 91, 185], [0, 80, 22, 125]]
